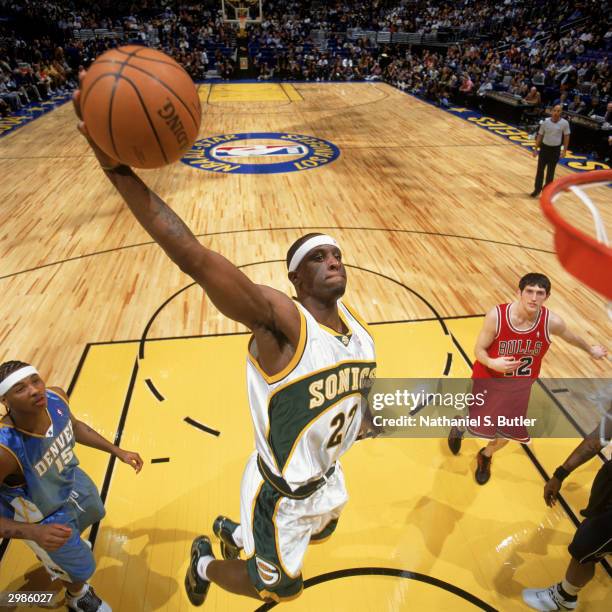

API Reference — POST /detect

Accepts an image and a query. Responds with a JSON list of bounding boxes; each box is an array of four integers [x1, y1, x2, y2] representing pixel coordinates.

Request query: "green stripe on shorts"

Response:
[[246, 482, 303, 599]]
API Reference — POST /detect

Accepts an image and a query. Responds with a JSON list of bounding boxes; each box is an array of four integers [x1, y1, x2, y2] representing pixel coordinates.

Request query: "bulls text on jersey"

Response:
[[498, 339, 544, 356]]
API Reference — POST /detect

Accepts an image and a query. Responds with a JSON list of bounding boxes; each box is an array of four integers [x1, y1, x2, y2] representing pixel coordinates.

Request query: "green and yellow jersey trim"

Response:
[[250, 479, 265, 536], [247, 305, 307, 385], [342, 301, 374, 342], [317, 307, 352, 340], [272, 494, 301, 579]]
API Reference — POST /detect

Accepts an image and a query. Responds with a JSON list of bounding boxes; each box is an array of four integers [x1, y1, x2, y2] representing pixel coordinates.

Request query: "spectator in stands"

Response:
[[4, 72, 31, 106], [477, 78, 493, 97], [553, 91, 570, 110], [365, 61, 382, 81], [524, 86, 542, 107], [458, 73, 474, 104], [0, 0, 608, 152], [567, 94, 586, 114], [220, 59, 234, 80], [586, 96, 603, 118], [0, 75, 23, 112], [508, 75, 523, 96], [316, 54, 329, 81], [439, 87, 451, 108], [257, 62, 274, 81], [200, 49, 209, 75], [558, 60, 577, 89], [30, 65, 52, 98], [590, 70, 608, 97]]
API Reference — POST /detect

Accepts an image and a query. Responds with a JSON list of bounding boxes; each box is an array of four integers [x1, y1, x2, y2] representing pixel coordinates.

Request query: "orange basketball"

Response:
[[80, 45, 201, 169]]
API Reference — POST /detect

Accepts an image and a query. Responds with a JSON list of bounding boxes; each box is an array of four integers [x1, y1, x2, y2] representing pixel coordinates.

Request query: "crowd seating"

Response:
[[0, 0, 609, 159]]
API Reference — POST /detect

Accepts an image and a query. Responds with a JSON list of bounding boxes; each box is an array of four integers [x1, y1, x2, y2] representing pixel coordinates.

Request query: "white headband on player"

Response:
[[0, 366, 39, 397], [288, 235, 340, 272]]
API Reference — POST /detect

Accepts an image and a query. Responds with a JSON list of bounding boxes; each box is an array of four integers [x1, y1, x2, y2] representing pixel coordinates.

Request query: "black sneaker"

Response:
[[447, 427, 464, 455], [184, 536, 213, 606], [213, 515, 242, 560], [530, 190, 540, 198], [66, 585, 111, 612], [475, 449, 492, 485]]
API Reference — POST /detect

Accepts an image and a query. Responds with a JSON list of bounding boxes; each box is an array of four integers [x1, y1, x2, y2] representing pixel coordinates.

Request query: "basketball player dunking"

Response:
[[73, 81, 377, 604], [448, 273, 607, 484]]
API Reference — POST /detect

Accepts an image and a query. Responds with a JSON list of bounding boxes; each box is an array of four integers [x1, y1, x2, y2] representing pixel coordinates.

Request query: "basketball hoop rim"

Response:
[[540, 169, 612, 258]]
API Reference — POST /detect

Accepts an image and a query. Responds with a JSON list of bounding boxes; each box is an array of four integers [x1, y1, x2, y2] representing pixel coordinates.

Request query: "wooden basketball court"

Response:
[[0, 82, 610, 611]]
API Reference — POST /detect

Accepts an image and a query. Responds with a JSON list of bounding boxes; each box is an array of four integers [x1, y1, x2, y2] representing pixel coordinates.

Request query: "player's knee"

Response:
[[80, 494, 105, 528], [567, 522, 598, 564], [68, 566, 95, 583], [63, 556, 96, 583], [92, 497, 106, 523]]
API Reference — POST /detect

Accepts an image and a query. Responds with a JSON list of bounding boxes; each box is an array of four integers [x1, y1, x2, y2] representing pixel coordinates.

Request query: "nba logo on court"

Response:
[[215, 144, 309, 157], [182, 132, 340, 174]]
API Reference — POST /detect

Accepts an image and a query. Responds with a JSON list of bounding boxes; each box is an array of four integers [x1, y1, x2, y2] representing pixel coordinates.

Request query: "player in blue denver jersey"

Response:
[[0, 361, 143, 612]]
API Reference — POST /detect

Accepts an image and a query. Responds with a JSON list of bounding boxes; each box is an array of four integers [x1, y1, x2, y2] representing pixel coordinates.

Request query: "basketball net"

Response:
[[238, 10, 247, 32], [540, 169, 612, 318], [221, 0, 262, 31]]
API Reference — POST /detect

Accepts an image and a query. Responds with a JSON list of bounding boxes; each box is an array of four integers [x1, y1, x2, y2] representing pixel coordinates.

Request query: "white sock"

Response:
[[67, 584, 88, 599], [561, 579, 581, 597], [232, 525, 243, 548], [196, 555, 214, 581]]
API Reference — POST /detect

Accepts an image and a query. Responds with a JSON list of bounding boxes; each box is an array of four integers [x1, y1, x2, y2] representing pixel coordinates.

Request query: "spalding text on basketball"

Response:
[[158, 100, 188, 148]]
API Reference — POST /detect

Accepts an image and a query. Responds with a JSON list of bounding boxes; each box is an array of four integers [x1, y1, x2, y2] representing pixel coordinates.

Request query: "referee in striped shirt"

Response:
[[531, 105, 570, 197]]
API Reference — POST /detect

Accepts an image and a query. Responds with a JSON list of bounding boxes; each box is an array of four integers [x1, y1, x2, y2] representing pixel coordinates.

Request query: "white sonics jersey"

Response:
[[247, 300, 376, 490]]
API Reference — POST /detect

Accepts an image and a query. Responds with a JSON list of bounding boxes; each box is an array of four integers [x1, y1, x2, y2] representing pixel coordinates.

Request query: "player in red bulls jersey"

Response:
[[448, 273, 607, 484]]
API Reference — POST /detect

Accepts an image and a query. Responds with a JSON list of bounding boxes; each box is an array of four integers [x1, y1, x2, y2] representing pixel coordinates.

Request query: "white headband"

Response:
[[0, 366, 39, 397], [288, 235, 340, 272]]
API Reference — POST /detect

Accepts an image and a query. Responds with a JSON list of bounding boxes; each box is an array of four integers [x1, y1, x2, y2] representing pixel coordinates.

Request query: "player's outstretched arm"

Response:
[[73, 79, 299, 340], [71, 415, 143, 473], [55, 388, 143, 473], [548, 312, 608, 359], [474, 308, 521, 373], [543, 420, 609, 507], [0, 448, 72, 549]]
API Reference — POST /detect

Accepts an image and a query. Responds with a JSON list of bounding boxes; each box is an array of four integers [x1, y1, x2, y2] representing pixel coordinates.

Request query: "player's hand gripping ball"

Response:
[[80, 45, 201, 169]]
